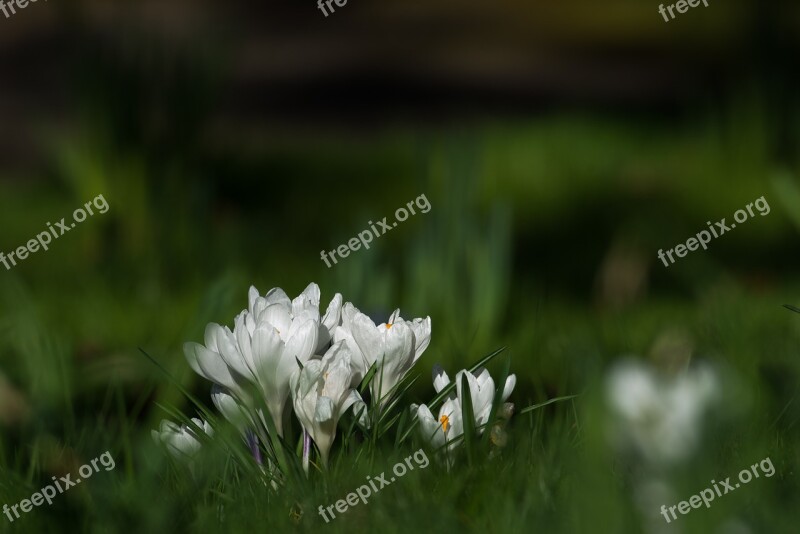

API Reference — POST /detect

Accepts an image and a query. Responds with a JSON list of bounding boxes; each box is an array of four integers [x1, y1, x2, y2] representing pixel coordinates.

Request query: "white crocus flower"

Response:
[[334, 303, 431, 403], [426, 366, 516, 435], [184, 283, 321, 437], [289, 341, 363, 467], [151, 418, 213, 461], [332, 303, 369, 381], [454, 368, 516, 431], [211, 384, 252, 436], [606, 359, 719, 465], [298, 283, 343, 355], [416, 397, 463, 453]]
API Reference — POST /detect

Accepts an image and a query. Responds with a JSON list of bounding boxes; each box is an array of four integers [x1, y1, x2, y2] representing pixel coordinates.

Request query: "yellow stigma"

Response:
[[385, 323, 393, 329], [439, 414, 450, 433]]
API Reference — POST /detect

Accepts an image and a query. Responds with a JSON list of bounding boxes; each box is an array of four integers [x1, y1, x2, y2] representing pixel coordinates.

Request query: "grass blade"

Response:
[[518, 394, 579, 415], [460, 372, 476, 467]]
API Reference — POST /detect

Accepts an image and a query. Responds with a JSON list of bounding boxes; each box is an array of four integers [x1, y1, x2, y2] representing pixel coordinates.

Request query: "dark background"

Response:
[[0, 1, 799, 532]]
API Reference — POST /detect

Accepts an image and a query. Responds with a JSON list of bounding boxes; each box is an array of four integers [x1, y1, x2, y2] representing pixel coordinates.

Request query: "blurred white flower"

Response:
[[289, 341, 363, 466], [151, 418, 213, 461], [606, 359, 719, 465], [334, 303, 431, 403], [184, 283, 323, 436]]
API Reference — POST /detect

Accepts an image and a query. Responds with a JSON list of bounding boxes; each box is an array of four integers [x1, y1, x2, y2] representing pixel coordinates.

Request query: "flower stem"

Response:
[[246, 429, 263, 466], [302, 430, 311, 474]]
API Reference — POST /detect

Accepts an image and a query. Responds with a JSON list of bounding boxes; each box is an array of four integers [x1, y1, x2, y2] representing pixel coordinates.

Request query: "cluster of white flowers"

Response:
[[152, 283, 516, 470]]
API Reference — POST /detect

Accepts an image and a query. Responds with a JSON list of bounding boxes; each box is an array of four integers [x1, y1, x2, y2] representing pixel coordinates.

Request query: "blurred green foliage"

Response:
[[0, 15, 799, 532]]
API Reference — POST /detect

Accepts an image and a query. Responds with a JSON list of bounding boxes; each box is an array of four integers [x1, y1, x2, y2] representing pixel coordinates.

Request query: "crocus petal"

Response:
[[204, 323, 223, 354], [302, 282, 321, 305], [322, 293, 343, 333], [234, 314, 257, 376], [291, 293, 316, 321], [183, 342, 239, 392], [321, 354, 352, 403], [455, 370, 482, 418], [474, 376, 496, 424], [263, 287, 291, 308], [333, 325, 369, 382], [251, 325, 286, 408], [317, 293, 343, 353], [247, 286, 261, 315], [417, 404, 445, 449], [252, 325, 284, 371], [501, 374, 517, 402], [216, 323, 254, 381], [315, 396, 335, 423], [350, 312, 382, 363], [211, 385, 250, 433], [340, 302, 359, 330], [432, 364, 450, 393], [341, 389, 363, 417], [159, 419, 181, 435], [475, 368, 491, 388], [408, 316, 432, 362], [282, 318, 319, 371], [374, 321, 414, 398], [259, 304, 292, 337], [352, 398, 370, 427]]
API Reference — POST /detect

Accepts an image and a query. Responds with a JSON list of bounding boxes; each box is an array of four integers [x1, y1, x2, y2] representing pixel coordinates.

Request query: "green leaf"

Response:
[[359, 361, 378, 395], [518, 394, 579, 415], [460, 372, 476, 467], [394, 408, 410, 448]]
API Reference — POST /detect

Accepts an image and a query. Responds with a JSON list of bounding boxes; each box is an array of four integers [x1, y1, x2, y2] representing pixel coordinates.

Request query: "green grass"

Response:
[[0, 286, 797, 533], [1, 101, 799, 532]]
